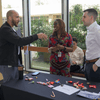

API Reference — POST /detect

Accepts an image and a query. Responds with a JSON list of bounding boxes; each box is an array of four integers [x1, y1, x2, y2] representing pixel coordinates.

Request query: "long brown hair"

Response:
[[52, 19, 67, 37]]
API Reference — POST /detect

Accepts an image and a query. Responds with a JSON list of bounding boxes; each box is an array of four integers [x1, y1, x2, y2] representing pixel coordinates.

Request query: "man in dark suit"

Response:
[[0, 10, 47, 100]]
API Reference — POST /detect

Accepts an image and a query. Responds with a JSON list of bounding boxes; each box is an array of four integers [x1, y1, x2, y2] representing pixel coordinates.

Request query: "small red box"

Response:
[[89, 85, 96, 88], [68, 81, 73, 83]]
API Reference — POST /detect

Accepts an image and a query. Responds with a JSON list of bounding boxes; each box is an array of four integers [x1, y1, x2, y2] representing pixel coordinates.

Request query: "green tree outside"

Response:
[[18, 4, 100, 71]]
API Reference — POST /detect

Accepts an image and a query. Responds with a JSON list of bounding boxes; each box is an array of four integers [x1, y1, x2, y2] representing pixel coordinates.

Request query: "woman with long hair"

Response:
[[48, 19, 73, 77]]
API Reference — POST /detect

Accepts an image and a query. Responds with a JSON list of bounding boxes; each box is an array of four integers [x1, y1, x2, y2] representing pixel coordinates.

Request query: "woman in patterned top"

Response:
[[48, 19, 73, 77]]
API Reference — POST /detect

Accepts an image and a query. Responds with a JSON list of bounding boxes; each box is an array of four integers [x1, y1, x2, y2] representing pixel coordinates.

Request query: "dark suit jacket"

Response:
[[0, 21, 38, 66]]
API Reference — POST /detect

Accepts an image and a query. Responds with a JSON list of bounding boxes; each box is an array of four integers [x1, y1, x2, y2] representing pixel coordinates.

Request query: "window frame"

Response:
[[22, 0, 69, 72]]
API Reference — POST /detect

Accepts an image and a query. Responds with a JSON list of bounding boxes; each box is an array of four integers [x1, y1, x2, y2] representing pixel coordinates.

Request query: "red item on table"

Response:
[[89, 85, 96, 88], [73, 81, 79, 85], [68, 81, 73, 83], [43, 83, 46, 85], [81, 85, 84, 88], [50, 82, 54, 85], [73, 83, 78, 87], [46, 81, 54, 85], [80, 83, 83, 85], [78, 83, 83, 87]]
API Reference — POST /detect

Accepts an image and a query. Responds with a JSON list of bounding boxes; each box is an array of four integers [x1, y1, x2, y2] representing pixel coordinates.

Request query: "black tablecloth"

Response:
[[1, 73, 100, 100]]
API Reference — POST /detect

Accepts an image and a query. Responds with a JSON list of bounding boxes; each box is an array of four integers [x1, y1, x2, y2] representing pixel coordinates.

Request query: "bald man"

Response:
[[0, 10, 47, 83]]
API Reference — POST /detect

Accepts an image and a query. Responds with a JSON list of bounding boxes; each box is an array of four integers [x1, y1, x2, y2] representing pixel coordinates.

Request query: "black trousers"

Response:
[[70, 65, 80, 72], [0, 86, 4, 100], [85, 62, 100, 82]]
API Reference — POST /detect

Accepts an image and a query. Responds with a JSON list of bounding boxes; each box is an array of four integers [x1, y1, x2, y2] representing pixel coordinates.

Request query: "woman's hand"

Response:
[[56, 44, 64, 50], [51, 47, 58, 52], [48, 47, 58, 52]]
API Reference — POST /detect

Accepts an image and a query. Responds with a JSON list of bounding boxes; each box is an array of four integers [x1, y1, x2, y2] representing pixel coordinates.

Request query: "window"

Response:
[[30, 0, 61, 71], [69, 0, 100, 49]]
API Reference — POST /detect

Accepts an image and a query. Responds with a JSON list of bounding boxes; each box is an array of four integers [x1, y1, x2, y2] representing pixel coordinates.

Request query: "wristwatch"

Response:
[[63, 46, 66, 51]]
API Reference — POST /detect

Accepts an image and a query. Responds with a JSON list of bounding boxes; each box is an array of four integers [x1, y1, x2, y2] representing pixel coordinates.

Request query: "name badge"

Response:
[[58, 51, 61, 57]]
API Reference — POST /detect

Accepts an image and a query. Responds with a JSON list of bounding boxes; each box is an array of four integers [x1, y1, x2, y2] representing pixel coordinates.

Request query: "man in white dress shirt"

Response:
[[82, 8, 100, 82]]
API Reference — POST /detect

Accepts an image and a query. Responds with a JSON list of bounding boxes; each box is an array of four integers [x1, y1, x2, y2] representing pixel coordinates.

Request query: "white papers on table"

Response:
[[77, 91, 100, 99], [53, 84, 80, 95]]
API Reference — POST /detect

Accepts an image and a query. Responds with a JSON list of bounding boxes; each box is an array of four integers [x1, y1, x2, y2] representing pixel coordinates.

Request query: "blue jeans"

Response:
[[0, 60, 22, 100], [0, 66, 18, 100], [0, 65, 19, 83], [0, 59, 22, 83]]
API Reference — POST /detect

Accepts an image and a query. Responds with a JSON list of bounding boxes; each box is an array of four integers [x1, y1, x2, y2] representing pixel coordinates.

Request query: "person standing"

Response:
[[48, 19, 73, 77], [0, 9, 47, 100], [0, 10, 47, 83], [82, 8, 100, 82]]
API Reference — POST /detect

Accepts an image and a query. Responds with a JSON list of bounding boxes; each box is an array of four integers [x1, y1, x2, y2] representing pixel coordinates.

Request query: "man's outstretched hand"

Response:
[[37, 33, 48, 41]]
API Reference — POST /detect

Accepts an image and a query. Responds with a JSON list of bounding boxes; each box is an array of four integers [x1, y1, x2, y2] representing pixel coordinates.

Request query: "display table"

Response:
[[1, 73, 100, 100]]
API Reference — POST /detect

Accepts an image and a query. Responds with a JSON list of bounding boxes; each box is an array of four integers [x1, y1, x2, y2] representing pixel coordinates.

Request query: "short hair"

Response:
[[6, 10, 15, 19], [73, 37, 77, 43], [83, 8, 98, 21]]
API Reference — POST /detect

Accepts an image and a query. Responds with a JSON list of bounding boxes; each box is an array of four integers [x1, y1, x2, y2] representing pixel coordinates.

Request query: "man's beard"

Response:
[[12, 19, 18, 27]]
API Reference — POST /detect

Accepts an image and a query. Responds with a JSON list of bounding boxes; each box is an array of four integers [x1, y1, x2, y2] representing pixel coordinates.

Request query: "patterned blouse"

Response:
[[49, 33, 73, 63]]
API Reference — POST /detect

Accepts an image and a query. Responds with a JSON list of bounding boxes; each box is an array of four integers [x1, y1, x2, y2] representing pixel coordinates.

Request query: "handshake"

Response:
[[37, 33, 48, 41]]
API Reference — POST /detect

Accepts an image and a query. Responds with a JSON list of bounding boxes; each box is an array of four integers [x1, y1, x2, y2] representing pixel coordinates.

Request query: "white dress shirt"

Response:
[[86, 21, 100, 67]]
